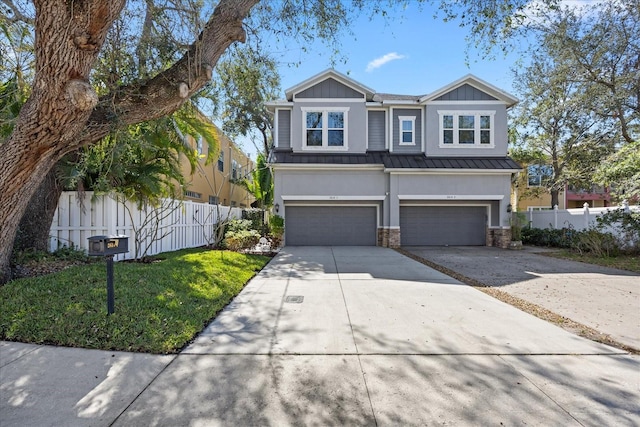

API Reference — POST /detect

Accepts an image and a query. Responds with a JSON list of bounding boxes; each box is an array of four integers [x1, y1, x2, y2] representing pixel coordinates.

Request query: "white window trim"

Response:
[[398, 116, 416, 146], [301, 107, 349, 151], [438, 110, 495, 148]]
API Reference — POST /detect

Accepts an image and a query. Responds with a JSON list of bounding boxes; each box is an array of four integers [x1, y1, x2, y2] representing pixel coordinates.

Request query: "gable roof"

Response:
[[419, 74, 518, 108], [284, 69, 376, 101]]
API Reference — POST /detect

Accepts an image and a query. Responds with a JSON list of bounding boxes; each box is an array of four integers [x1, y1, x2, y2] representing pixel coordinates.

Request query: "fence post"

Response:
[[622, 199, 630, 213], [583, 202, 590, 229], [554, 205, 559, 229]]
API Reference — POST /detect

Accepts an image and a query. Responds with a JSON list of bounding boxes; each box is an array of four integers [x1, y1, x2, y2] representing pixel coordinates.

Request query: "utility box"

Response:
[[88, 235, 129, 256]]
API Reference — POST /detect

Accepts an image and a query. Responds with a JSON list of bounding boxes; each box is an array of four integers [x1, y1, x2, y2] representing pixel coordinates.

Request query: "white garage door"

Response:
[[400, 206, 486, 246], [285, 206, 377, 246]]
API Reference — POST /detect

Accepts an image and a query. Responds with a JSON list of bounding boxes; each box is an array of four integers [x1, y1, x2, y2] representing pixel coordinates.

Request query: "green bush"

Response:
[[269, 215, 284, 237], [595, 208, 640, 252], [572, 229, 620, 257], [224, 229, 261, 251], [521, 226, 575, 248], [242, 209, 266, 234]]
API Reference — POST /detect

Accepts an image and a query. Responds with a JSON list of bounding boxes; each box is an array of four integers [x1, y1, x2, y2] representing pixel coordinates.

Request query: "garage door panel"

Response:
[[400, 206, 486, 246], [286, 206, 377, 246]]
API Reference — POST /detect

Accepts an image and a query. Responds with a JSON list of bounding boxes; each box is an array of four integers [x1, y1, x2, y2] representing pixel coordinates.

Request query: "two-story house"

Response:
[[267, 69, 520, 248]]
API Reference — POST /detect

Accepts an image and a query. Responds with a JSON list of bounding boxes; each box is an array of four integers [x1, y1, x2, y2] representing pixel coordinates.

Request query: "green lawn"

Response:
[[0, 248, 270, 354]]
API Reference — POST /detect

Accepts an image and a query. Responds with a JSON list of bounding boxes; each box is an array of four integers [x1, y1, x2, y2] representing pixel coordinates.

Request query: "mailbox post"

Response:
[[88, 235, 129, 315]]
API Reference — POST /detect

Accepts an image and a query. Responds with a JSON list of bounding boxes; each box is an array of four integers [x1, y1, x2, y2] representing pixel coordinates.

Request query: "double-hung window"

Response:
[[302, 107, 349, 150], [439, 111, 495, 147], [399, 116, 416, 145], [218, 151, 224, 172]]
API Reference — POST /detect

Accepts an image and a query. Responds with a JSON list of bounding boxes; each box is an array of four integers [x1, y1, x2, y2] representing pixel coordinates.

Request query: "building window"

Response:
[[439, 111, 495, 147], [209, 195, 219, 205], [218, 151, 224, 172], [231, 160, 240, 180], [185, 190, 202, 199], [302, 107, 349, 150], [527, 165, 553, 187], [398, 116, 416, 145], [196, 135, 204, 156]]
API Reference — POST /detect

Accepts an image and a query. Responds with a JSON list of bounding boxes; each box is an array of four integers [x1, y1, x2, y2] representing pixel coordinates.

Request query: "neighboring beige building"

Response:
[[180, 122, 255, 208]]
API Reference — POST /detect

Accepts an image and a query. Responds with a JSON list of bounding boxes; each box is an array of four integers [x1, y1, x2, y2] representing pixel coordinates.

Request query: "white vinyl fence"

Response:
[[49, 192, 242, 260], [527, 201, 639, 231]]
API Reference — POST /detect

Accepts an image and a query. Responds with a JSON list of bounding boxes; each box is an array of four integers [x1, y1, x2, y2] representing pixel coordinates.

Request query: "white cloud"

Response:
[[366, 52, 406, 72]]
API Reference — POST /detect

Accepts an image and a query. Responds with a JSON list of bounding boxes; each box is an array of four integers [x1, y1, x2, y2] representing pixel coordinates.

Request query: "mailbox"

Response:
[[88, 235, 129, 256]]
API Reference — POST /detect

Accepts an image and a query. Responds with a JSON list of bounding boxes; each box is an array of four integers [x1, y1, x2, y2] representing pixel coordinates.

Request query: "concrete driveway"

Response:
[[2, 246, 639, 426]]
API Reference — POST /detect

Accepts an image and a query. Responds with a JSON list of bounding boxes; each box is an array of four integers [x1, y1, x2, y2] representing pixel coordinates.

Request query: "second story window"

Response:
[[439, 111, 494, 147], [399, 116, 416, 145], [302, 107, 349, 150], [218, 151, 224, 172], [232, 160, 240, 180]]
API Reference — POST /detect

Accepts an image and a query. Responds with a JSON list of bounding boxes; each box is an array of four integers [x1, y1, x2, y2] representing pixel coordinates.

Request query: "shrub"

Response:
[[571, 229, 620, 257], [595, 208, 640, 252], [224, 229, 261, 252], [521, 226, 574, 248], [222, 219, 264, 251], [242, 209, 266, 234], [269, 215, 284, 238]]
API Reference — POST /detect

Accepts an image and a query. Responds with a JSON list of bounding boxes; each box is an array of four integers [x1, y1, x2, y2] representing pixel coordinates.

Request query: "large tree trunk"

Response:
[[0, 0, 258, 284], [13, 168, 62, 253]]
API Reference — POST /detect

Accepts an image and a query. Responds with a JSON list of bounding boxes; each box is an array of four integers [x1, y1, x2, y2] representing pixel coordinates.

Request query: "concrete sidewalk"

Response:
[[2, 246, 639, 426], [403, 246, 640, 351]]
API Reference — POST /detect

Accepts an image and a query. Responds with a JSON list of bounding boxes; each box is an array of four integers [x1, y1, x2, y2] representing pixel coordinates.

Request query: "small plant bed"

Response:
[[1, 248, 270, 354], [11, 246, 98, 279]]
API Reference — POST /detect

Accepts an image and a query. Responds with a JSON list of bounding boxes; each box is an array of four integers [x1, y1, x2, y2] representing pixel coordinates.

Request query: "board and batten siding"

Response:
[[435, 84, 498, 101], [367, 110, 386, 150], [392, 108, 422, 153], [277, 109, 291, 149], [295, 78, 364, 99]]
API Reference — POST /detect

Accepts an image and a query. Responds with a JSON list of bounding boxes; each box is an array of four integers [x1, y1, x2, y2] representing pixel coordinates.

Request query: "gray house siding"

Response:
[[277, 109, 291, 149], [425, 103, 509, 157], [435, 84, 498, 101], [290, 101, 368, 153], [392, 108, 422, 154], [367, 110, 386, 151], [295, 78, 364, 99]]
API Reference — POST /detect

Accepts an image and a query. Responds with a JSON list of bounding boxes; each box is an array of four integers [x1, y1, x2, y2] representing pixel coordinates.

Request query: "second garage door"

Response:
[[400, 206, 486, 246], [285, 206, 377, 246]]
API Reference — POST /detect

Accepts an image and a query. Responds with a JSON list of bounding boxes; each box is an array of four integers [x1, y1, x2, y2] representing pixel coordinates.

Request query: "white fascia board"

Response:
[[282, 195, 387, 201], [385, 168, 520, 175], [366, 102, 384, 107], [272, 163, 384, 171], [398, 195, 505, 200]]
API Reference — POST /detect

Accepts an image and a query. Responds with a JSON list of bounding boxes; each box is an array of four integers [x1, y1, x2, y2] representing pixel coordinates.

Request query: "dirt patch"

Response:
[[396, 248, 639, 355]]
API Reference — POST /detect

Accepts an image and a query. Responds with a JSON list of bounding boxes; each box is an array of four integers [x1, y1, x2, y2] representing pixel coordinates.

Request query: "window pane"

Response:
[[328, 130, 344, 146], [306, 112, 323, 129], [443, 130, 453, 144], [402, 120, 413, 131], [459, 130, 475, 144], [528, 175, 541, 186], [443, 115, 453, 128], [480, 130, 490, 144], [480, 115, 491, 129], [459, 115, 474, 129], [306, 130, 323, 146], [402, 131, 413, 143], [328, 112, 344, 128]]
